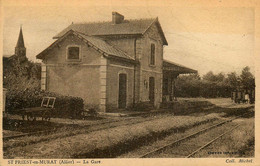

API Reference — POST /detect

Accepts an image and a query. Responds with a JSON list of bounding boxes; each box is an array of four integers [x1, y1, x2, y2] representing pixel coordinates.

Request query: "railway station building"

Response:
[[36, 12, 197, 112]]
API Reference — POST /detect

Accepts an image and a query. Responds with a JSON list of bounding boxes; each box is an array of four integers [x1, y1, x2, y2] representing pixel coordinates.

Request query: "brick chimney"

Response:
[[112, 12, 124, 24]]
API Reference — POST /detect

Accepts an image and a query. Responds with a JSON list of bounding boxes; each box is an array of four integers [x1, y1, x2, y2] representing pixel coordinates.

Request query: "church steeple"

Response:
[[15, 26, 26, 57]]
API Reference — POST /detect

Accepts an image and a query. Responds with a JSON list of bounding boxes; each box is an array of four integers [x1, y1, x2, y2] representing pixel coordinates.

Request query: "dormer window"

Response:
[[150, 43, 155, 65], [67, 46, 81, 61]]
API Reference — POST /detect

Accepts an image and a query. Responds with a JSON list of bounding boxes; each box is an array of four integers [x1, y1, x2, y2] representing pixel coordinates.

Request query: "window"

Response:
[[67, 46, 80, 60], [150, 44, 155, 65]]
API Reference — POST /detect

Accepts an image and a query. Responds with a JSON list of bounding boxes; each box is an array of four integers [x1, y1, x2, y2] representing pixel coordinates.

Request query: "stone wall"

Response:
[[43, 34, 102, 107], [106, 59, 135, 111], [137, 22, 164, 108]]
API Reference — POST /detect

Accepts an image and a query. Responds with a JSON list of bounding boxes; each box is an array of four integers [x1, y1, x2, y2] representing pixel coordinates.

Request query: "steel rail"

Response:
[[139, 112, 252, 158], [186, 124, 240, 158], [139, 112, 251, 158], [139, 118, 233, 158]]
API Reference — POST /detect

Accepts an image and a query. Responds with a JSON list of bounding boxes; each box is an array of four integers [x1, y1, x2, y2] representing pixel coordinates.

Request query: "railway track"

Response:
[[186, 124, 240, 158], [3, 114, 170, 143], [3, 116, 219, 153], [4, 112, 251, 153], [3, 118, 125, 141], [139, 114, 247, 158], [3, 129, 57, 141]]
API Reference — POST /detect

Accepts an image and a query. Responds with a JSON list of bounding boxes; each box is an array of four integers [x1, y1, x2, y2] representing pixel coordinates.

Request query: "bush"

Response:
[[84, 104, 100, 112], [131, 101, 154, 111], [6, 89, 84, 118]]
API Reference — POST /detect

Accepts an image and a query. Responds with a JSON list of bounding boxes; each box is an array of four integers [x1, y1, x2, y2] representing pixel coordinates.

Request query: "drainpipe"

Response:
[[133, 38, 137, 107]]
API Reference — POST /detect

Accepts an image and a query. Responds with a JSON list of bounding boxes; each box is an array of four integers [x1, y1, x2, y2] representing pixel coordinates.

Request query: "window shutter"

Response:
[[150, 44, 155, 65]]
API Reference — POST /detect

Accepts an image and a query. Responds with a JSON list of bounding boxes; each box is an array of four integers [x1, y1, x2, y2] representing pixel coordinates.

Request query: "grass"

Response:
[[4, 113, 220, 158], [238, 137, 254, 157]]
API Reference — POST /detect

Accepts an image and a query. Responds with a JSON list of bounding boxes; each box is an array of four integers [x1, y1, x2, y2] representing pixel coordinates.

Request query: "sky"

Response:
[[2, 0, 256, 76]]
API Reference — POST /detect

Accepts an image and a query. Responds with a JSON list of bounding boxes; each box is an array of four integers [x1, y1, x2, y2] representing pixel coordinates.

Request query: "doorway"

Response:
[[149, 77, 155, 105], [118, 73, 127, 108]]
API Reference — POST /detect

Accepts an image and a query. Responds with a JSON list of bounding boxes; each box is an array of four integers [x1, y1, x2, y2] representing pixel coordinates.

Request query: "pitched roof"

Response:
[[163, 60, 197, 74], [53, 18, 168, 45], [16, 27, 25, 48], [78, 33, 134, 60], [36, 30, 135, 62]]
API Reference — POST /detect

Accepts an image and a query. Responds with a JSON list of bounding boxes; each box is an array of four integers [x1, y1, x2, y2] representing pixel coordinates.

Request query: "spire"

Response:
[[15, 26, 26, 57], [16, 26, 25, 48]]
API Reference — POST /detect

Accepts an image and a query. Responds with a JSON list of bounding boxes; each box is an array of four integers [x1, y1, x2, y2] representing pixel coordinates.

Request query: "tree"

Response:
[[203, 71, 225, 82], [3, 56, 41, 91], [173, 66, 255, 98], [203, 71, 216, 82], [240, 66, 255, 90], [226, 72, 239, 90], [175, 74, 201, 97], [215, 73, 225, 82]]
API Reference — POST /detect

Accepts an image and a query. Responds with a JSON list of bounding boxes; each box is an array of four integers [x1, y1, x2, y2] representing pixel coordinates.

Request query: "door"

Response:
[[118, 73, 127, 108], [149, 77, 155, 105]]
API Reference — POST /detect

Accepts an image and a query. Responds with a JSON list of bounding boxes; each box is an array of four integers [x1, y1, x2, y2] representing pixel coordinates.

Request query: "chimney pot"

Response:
[[112, 12, 124, 24]]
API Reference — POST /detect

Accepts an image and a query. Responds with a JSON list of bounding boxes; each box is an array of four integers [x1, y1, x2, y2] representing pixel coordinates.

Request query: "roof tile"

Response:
[[54, 19, 155, 38], [37, 30, 135, 61]]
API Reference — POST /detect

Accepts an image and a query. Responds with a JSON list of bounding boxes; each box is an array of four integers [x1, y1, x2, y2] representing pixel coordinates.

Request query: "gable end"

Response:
[[142, 18, 168, 45]]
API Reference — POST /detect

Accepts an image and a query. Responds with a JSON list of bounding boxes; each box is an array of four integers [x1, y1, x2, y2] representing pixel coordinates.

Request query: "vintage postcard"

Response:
[[0, 0, 259, 165]]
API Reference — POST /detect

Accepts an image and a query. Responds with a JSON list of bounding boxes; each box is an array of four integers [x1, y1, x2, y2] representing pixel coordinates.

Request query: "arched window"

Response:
[[150, 44, 155, 65]]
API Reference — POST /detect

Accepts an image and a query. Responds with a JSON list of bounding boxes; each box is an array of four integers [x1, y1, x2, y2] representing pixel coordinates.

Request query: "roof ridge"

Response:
[[72, 17, 156, 25], [53, 17, 167, 45], [73, 20, 111, 24], [126, 17, 156, 21]]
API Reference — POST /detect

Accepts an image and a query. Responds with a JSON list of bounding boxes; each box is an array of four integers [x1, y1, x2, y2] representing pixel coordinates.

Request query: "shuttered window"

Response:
[[150, 44, 155, 65]]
